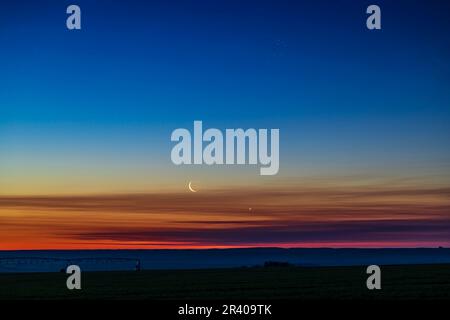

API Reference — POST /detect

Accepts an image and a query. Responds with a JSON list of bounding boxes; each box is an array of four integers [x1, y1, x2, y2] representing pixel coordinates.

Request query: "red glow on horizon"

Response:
[[1, 241, 449, 251]]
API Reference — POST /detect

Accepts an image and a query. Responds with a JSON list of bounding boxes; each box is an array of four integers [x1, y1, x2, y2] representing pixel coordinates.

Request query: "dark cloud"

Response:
[[1, 185, 449, 247], [70, 219, 450, 245]]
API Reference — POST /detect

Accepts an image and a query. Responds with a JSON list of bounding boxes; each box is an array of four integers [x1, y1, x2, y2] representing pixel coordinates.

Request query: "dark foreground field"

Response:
[[0, 264, 449, 300]]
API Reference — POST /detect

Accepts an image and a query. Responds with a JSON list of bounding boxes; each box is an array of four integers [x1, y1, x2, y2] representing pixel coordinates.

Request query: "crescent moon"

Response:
[[188, 181, 197, 193]]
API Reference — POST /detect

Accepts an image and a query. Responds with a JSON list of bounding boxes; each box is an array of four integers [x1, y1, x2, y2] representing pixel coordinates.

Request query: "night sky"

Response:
[[1, 0, 449, 249]]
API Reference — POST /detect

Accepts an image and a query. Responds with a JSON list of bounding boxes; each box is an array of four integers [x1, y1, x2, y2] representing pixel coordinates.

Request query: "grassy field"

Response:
[[0, 264, 449, 300]]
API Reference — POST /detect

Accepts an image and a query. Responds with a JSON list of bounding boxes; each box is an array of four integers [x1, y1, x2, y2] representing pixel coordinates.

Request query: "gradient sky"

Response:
[[0, 0, 449, 249]]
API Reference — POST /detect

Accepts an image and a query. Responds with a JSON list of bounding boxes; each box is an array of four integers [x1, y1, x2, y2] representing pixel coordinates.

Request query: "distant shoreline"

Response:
[[1, 248, 450, 273]]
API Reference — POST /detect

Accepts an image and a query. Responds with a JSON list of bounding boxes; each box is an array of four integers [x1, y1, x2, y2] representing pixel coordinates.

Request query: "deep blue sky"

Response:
[[1, 0, 449, 193]]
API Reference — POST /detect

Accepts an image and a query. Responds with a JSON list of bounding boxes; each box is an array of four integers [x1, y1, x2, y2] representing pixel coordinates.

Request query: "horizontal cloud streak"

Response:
[[1, 183, 449, 249]]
